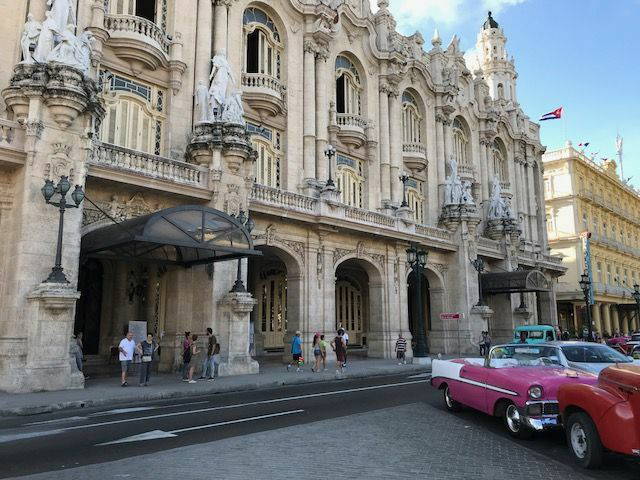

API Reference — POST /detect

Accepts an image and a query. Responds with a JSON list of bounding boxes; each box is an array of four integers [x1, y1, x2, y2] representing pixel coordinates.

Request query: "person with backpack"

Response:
[[331, 329, 347, 374]]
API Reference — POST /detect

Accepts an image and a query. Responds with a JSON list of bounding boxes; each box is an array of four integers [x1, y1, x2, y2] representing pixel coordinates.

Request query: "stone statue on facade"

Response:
[[221, 90, 245, 126], [195, 80, 210, 123], [444, 155, 463, 205], [49, 24, 77, 65], [47, 0, 76, 35], [208, 51, 236, 121], [73, 31, 94, 74], [21, 14, 41, 64], [462, 180, 475, 205], [487, 175, 506, 219], [33, 11, 58, 63]]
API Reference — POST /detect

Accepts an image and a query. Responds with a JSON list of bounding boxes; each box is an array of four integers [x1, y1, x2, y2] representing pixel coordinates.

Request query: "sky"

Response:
[[371, 0, 640, 188]]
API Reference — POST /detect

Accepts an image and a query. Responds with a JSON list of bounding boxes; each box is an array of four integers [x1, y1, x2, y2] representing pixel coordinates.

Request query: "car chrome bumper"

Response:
[[523, 415, 559, 431], [522, 401, 560, 431]]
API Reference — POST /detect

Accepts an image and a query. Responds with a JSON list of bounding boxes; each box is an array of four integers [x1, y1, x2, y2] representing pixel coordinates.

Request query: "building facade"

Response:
[[0, 0, 563, 393], [543, 142, 640, 337]]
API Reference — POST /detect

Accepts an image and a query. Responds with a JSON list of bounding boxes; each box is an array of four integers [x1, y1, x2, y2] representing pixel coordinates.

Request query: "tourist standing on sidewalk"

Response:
[[185, 334, 200, 384], [72, 332, 83, 374], [181, 332, 192, 380], [210, 342, 221, 379], [200, 328, 217, 380], [479, 331, 487, 356], [118, 331, 136, 387], [395, 334, 407, 365], [340, 329, 349, 367], [484, 331, 492, 354], [331, 329, 347, 374], [319, 334, 328, 371], [287, 331, 303, 372], [312, 333, 322, 373], [137, 333, 158, 386]]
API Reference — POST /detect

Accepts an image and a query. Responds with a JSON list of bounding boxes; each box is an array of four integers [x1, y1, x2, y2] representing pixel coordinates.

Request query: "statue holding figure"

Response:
[[21, 14, 41, 64], [48, 24, 77, 66], [444, 155, 463, 205], [208, 51, 236, 121], [487, 175, 506, 219], [194, 80, 210, 123], [221, 90, 245, 126], [73, 30, 94, 74], [33, 11, 58, 63], [461, 180, 475, 205], [48, 0, 76, 35]]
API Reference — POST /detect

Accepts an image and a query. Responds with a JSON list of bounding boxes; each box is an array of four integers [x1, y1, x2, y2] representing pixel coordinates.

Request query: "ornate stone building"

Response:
[[543, 142, 640, 336], [0, 0, 564, 392]]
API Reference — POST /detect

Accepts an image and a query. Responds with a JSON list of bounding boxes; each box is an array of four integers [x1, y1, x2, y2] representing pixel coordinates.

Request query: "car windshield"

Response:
[[488, 345, 561, 368], [561, 345, 631, 364]]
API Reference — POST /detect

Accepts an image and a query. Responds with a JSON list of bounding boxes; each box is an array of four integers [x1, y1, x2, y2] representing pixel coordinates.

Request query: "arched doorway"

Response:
[[407, 269, 430, 343], [74, 259, 104, 355]]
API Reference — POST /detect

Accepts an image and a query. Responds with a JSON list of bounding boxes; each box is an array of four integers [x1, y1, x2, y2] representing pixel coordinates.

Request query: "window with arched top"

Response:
[[335, 55, 362, 115], [492, 139, 507, 181], [407, 178, 425, 223], [336, 154, 364, 208], [452, 118, 469, 166], [247, 122, 281, 188], [99, 70, 165, 155], [402, 92, 422, 144], [497, 83, 504, 99], [107, 0, 165, 28], [243, 7, 283, 79]]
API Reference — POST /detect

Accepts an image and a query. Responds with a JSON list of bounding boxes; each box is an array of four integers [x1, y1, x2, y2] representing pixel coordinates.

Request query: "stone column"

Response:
[[479, 139, 490, 205], [435, 114, 445, 208], [303, 40, 317, 184], [591, 302, 602, 335], [389, 89, 402, 204], [379, 83, 391, 204], [217, 291, 259, 376], [602, 303, 612, 335], [193, 0, 213, 124], [213, 0, 229, 55], [526, 161, 538, 243], [315, 46, 329, 183], [611, 306, 620, 334]]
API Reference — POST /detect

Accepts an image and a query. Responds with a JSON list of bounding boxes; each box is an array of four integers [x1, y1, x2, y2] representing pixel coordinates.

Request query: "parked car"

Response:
[[632, 344, 640, 360], [513, 325, 557, 344], [430, 344, 597, 439], [548, 341, 640, 374], [621, 332, 640, 355], [558, 364, 640, 468]]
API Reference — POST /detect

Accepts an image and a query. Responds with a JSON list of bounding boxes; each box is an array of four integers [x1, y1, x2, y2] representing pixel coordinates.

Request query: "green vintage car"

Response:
[[513, 325, 557, 344]]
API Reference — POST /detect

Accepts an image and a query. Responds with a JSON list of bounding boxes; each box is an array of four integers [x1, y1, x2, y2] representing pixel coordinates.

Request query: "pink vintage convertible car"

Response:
[[431, 344, 598, 438]]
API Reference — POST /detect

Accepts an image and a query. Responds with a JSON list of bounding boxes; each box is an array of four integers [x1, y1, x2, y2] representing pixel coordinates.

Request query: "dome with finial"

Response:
[[483, 11, 499, 29]]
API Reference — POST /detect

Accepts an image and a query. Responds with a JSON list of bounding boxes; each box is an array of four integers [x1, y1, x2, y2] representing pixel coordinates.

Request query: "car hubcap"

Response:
[[445, 387, 453, 408], [570, 423, 588, 458], [506, 405, 521, 432]]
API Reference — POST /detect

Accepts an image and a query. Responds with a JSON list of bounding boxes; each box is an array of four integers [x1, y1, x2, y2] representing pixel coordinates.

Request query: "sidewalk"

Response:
[[0, 357, 430, 417]]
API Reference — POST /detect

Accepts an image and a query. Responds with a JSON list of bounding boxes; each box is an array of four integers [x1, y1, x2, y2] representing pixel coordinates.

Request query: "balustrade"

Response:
[[104, 14, 171, 54], [241, 73, 286, 100]]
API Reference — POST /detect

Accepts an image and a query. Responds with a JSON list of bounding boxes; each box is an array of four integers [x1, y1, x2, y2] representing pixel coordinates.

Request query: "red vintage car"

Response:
[[558, 364, 640, 468]]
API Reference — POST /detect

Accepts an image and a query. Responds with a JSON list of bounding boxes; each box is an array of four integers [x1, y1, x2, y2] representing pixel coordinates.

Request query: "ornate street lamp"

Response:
[[407, 244, 429, 357], [470, 257, 486, 306], [399, 172, 410, 208], [324, 144, 336, 188], [633, 284, 640, 331], [579, 271, 594, 341], [41, 176, 84, 283], [231, 210, 255, 293]]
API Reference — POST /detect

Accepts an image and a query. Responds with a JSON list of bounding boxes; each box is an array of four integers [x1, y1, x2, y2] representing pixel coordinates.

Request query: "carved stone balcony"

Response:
[[241, 73, 287, 118], [336, 113, 367, 148], [402, 142, 427, 173], [104, 14, 172, 72], [0, 118, 26, 167]]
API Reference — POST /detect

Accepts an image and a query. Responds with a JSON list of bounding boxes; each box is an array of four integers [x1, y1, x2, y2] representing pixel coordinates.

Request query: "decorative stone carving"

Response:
[[34, 12, 58, 63], [444, 155, 466, 205], [208, 51, 236, 121], [221, 90, 245, 126], [253, 224, 306, 267], [224, 184, 242, 216], [48, 0, 77, 34], [194, 80, 209, 123], [20, 14, 41, 64], [332, 242, 386, 272]]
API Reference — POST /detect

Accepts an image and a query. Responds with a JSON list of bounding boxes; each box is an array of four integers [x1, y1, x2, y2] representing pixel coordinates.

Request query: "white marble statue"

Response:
[[462, 180, 475, 205], [487, 175, 506, 220], [48, 24, 77, 65], [195, 80, 210, 123], [444, 155, 463, 205], [504, 198, 514, 219], [21, 14, 41, 64], [33, 11, 58, 63], [221, 90, 245, 126], [73, 31, 93, 74], [208, 51, 236, 121], [48, 0, 76, 35]]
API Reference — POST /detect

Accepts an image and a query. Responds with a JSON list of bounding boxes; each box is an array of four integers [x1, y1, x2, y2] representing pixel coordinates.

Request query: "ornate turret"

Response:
[[476, 11, 517, 103], [483, 11, 499, 30]]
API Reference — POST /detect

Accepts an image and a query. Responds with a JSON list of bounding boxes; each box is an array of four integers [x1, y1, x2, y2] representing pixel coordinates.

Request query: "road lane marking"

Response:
[[25, 416, 88, 426], [407, 373, 431, 379], [2, 379, 427, 443], [96, 410, 305, 446], [89, 401, 210, 417]]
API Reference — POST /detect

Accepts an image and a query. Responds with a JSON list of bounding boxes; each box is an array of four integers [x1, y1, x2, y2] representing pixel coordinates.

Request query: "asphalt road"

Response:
[[1, 373, 638, 479]]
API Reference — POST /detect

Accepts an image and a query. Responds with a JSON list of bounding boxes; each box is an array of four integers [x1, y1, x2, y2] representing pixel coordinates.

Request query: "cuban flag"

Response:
[[539, 107, 563, 121], [578, 142, 590, 148]]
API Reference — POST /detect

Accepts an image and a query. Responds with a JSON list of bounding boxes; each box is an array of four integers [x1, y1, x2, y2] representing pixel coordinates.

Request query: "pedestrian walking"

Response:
[[340, 329, 349, 367], [319, 334, 328, 371], [72, 332, 84, 374], [118, 331, 136, 387], [287, 331, 303, 372], [199, 328, 217, 380], [484, 331, 492, 354], [312, 333, 322, 373], [137, 333, 158, 386], [181, 331, 192, 380], [185, 334, 200, 384], [210, 342, 221, 379], [395, 334, 407, 365], [331, 329, 347, 374]]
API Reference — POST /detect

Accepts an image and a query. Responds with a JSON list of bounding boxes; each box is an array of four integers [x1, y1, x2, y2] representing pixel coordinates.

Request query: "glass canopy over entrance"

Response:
[[81, 205, 261, 266], [481, 270, 551, 295]]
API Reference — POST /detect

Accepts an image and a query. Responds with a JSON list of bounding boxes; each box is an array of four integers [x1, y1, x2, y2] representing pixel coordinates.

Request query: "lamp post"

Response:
[[231, 210, 255, 293], [470, 257, 486, 306], [579, 271, 593, 341], [633, 284, 640, 331], [40, 176, 84, 283], [399, 172, 409, 208], [324, 144, 336, 188], [407, 244, 429, 357]]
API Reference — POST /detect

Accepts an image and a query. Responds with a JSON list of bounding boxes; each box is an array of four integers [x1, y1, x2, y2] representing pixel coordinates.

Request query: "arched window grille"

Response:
[[336, 154, 364, 208], [407, 178, 425, 223], [99, 70, 165, 155], [402, 92, 422, 144], [335, 55, 361, 115], [492, 139, 507, 181], [452, 118, 469, 166], [247, 122, 281, 188], [243, 7, 282, 79]]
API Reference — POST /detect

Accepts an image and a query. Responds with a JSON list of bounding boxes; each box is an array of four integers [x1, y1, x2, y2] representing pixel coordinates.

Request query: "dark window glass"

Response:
[[246, 30, 259, 73], [336, 74, 346, 113], [136, 0, 156, 22]]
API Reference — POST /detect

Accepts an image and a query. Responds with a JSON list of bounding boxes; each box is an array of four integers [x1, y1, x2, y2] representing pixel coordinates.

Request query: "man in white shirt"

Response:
[[340, 330, 349, 367], [118, 331, 136, 387]]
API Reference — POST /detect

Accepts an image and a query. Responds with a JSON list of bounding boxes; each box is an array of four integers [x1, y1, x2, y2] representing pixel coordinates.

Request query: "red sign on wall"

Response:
[[439, 313, 463, 321]]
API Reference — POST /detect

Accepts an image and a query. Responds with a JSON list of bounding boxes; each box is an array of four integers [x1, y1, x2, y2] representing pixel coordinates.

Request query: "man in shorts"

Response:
[[118, 331, 136, 387], [287, 331, 303, 372], [395, 333, 407, 365]]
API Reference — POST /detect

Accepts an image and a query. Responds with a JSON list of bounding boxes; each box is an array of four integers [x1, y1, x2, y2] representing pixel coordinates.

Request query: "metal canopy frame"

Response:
[[481, 270, 551, 295], [81, 205, 262, 267]]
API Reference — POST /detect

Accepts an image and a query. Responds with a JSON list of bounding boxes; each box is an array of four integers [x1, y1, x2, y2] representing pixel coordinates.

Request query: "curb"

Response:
[[0, 365, 431, 417]]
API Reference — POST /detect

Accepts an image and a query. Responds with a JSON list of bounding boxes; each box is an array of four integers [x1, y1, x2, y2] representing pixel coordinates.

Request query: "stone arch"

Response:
[[242, 2, 289, 81], [333, 51, 369, 118], [405, 264, 446, 348], [452, 115, 472, 169]]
